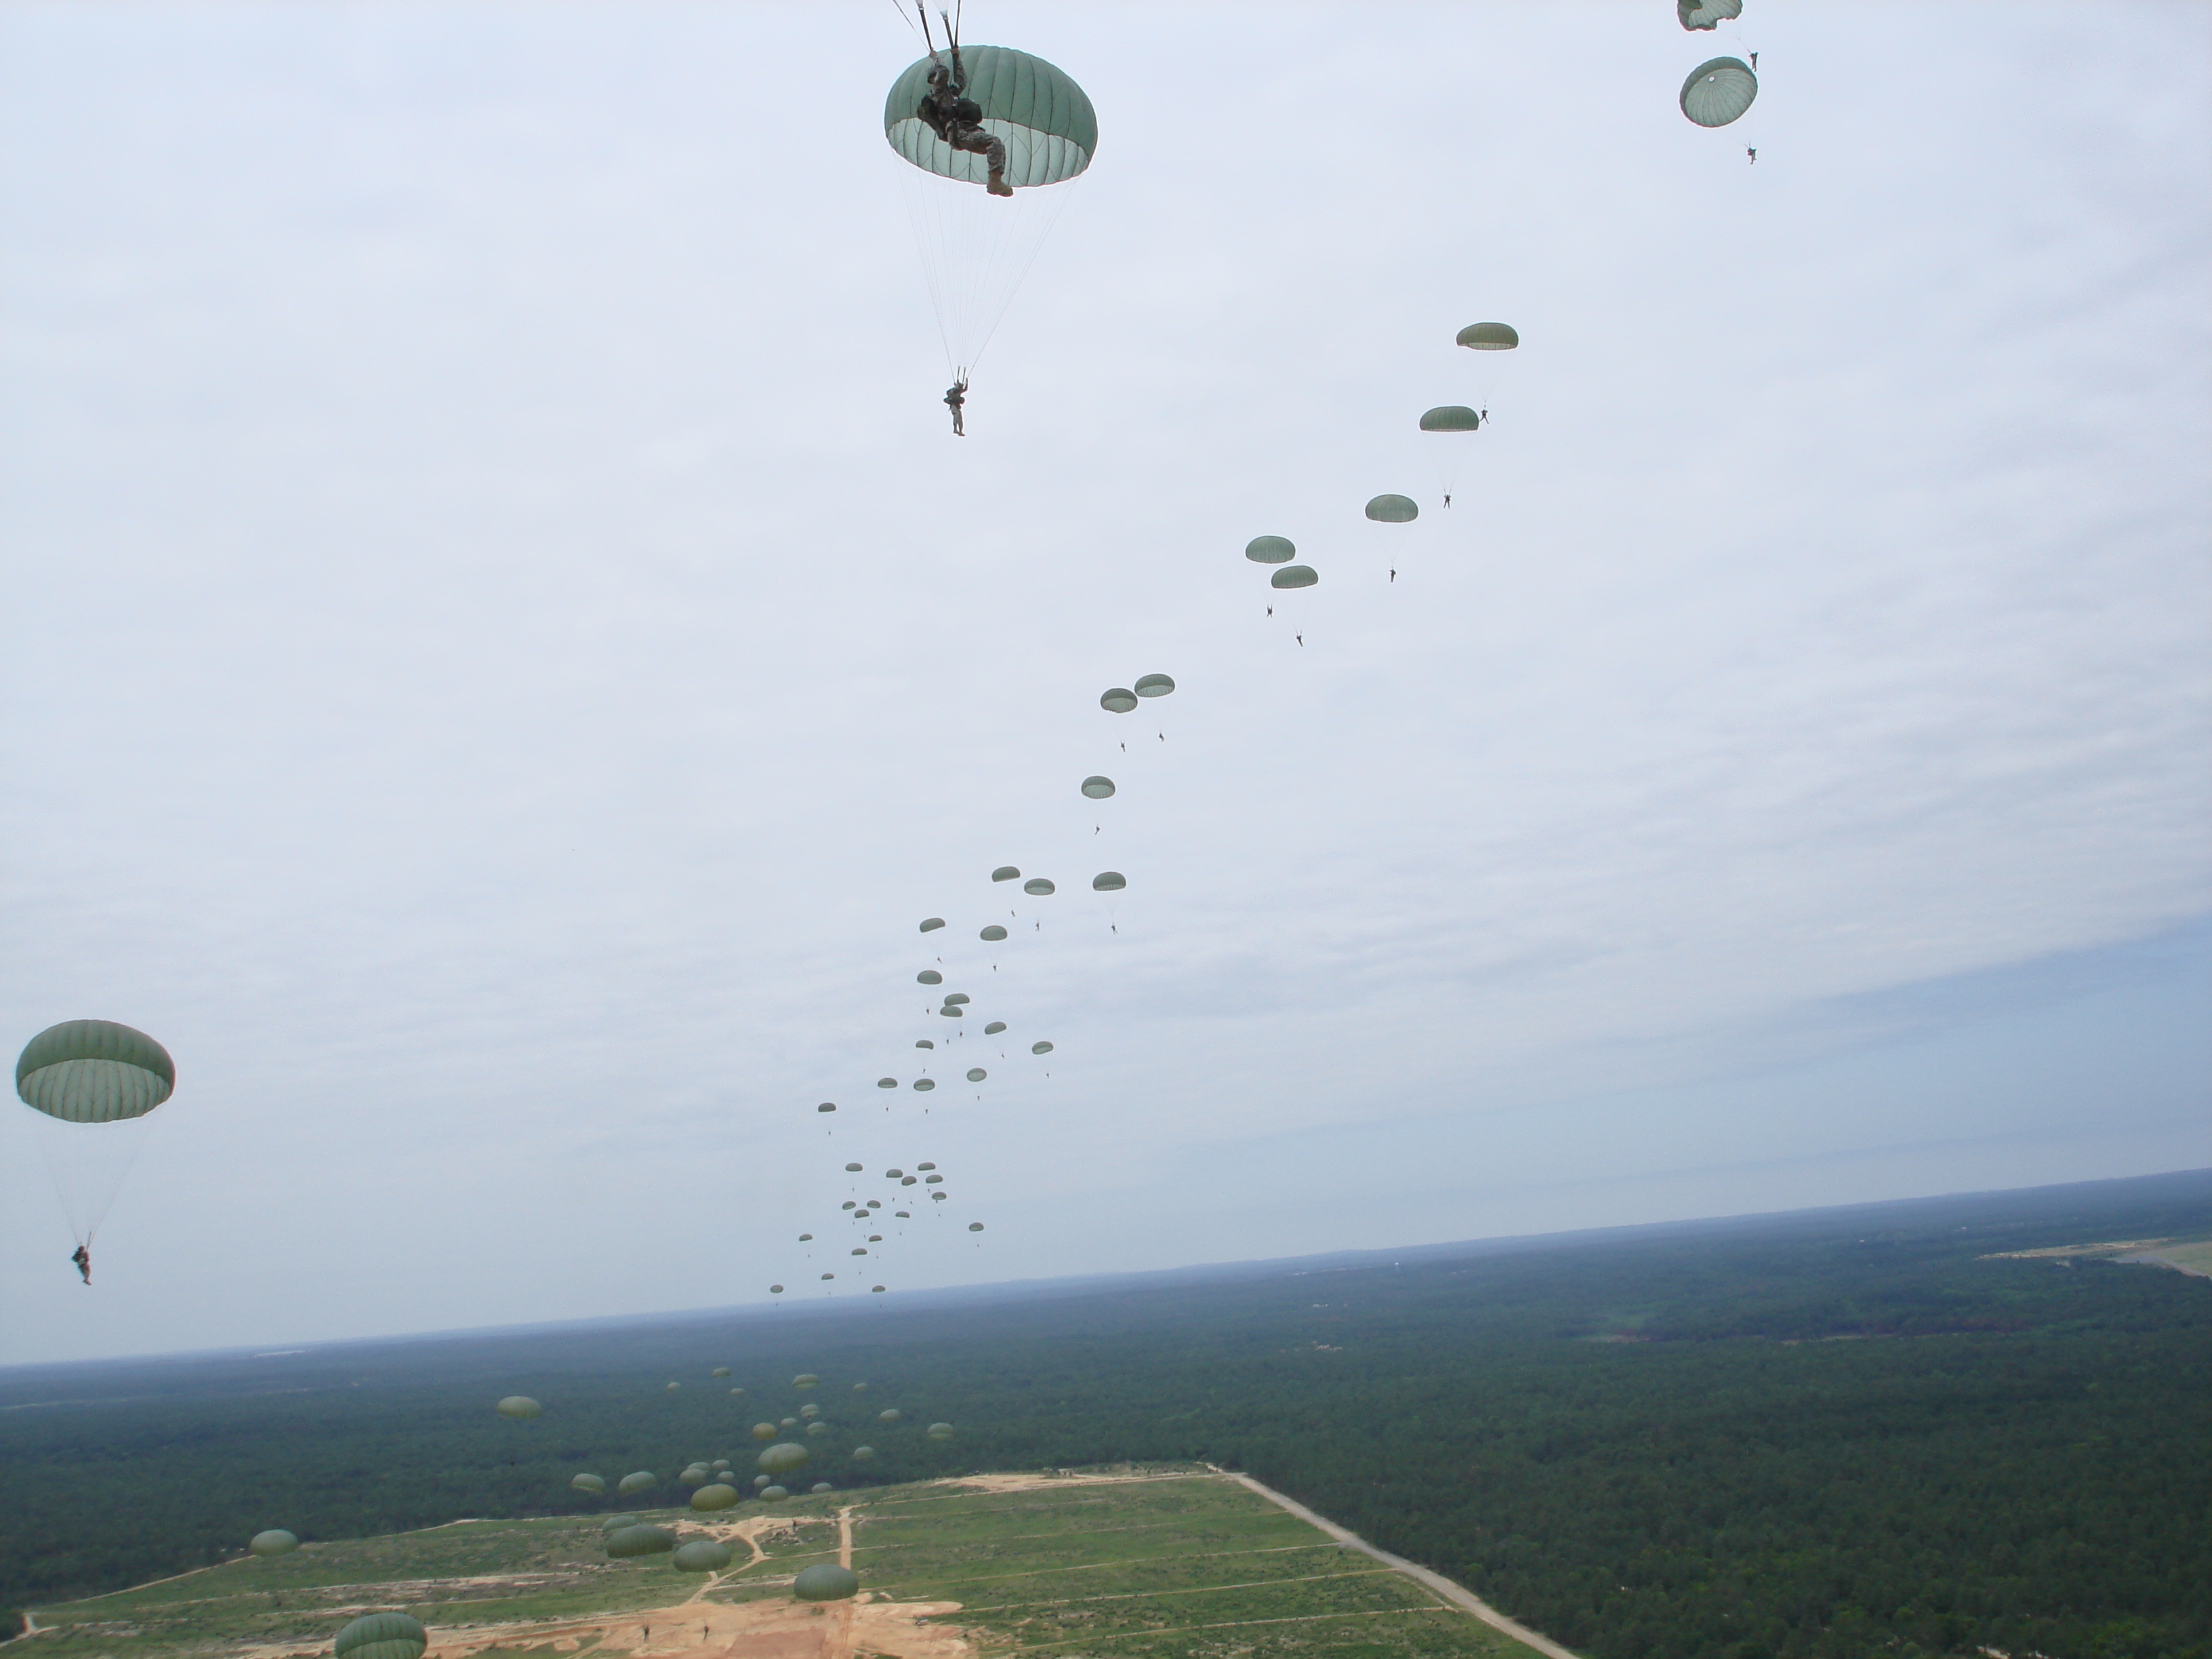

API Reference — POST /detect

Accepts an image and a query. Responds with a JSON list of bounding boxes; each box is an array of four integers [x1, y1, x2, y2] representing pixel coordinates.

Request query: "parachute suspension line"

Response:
[[893, 164, 1080, 380], [33, 1109, 158, 1248]]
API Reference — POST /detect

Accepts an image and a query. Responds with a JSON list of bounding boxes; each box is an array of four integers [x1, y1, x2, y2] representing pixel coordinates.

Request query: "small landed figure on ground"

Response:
[[71, 1243, 89, 1284], [919, 48, 1012, 197], [944, 376, 968, 435]]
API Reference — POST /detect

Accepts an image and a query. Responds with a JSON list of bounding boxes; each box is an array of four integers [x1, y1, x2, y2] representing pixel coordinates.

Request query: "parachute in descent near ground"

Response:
[[795, 1563, 862, 1602], [16, 1019, 176, 1249], [249, 1530, 299, 1557], [570, 1473, 605, 1494], [674, 1539, 733, 1570], [1678, 0, 1743, 28], [495, 1397, 541, 1420], [1681, 57, 1757, 125], [884, 43, 1098, 382], [335, 1613, 427, 1659], [1366, 495, 1418, 523], [605, 1525, 676, 1561]]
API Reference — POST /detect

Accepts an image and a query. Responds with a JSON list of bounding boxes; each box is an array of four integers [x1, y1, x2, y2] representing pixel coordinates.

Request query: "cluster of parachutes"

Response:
[[1244, 321, 1519, 607], [773, 671, 1175, 1296]]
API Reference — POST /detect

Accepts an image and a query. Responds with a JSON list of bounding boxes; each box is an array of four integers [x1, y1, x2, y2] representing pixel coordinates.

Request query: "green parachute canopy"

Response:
[[1245, 535, 1295, 564], [992, 865, 1021, 881], [1681, 57, 1757, 126], [1023, 878, 1055, 895], [794, 1374, 820, 1388], [920, 917, 945, 932], [915, 1077, 937, 1090], [752, 1422, 779, 1441], [981, 924, 1008, 941], [968, 1223, 985, 1232], [16, 1020, 173, 1124], [1456, 322, 1519, 350], [927, 1422, 956, 1437], [760, 1441, 811, 1475], [1031, 1040, 1054, 1054], [944, 993, 970, 1005], [794, 1563, 862, 1602], [844, 1162, 863, 1172], [880, 1408, 903, 1422], [569, 1474, 605, 1494], [711, 1367, 731, 1378], [335, 1613, 427, 1659], [617, 1471, 657, 1496], [1134, 674, 1175, 697], [600, 1515, 640, 1534], [819, 1101, 838, 1111], [1678, 0, 1743, 28], [1092, 872, 1126, 891], [761, 1483, 790, 1500], [966, 1068, 987, 1082], [853, 1444, 878, 1459], [690, 1484, 741, 1513], [918, 970, 943, 985], [605, 1524, 676, 1561], [495, 1396, 541, 1420], [249, 1530, 299, 1557], [878, 1077, 897, 1087], [884, 48, 1097, 188], [985, 1021, 1007, 1033], [674, 1539, 734, 1572], [813, 1481, 836, 1494], [1420, 406, 1481, 432], [1271, 566, 1319, 590], [1082, 776, 1116, 799], [1366, 495, 1418, 523], [1100, 688, 1138, 712]]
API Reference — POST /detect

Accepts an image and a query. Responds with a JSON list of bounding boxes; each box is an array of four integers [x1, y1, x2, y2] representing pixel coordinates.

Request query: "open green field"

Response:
[[26, 1470, 1555, 1659]]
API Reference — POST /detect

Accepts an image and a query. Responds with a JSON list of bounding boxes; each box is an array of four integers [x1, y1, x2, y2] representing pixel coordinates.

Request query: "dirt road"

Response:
[[1219, 1472, 1582, 1659]]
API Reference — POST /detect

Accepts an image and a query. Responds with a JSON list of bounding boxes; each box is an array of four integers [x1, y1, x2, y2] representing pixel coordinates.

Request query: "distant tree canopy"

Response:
[[3, 1172, 2209, 1659]]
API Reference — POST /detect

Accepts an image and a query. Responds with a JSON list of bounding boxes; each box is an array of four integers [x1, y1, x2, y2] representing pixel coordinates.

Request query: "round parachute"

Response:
[[1246, 535, 1295, 564], [794, 1373, 820, 1388], [878, 1076, 897, 1087], [819, 1101, 838, 1111], [1100, 688, 1138, 713], [495, 1396, 541, 1420], [1678, 0, 1743, 28], [1456, 322, 1519, 350], [1366, 495, 1418, 523], [853, 1443, 878, 1459], [985, 1021, 1007, 1034], [1082, 776, 1116, 799], [1023, 878, 1055, 895], [335, 1613, 426, 1659], [16, 1021, 173, 1123], [885, 47, 1096, 187], [1420, 406, 1481, 432], [691, 1484, 740, 1513], [992, 865, 1021, 882], [795, 1563, 862, 1602], [981, 924, 1008, 941], [1031, 1040, 1054, 1054], [570, 1473, 605, 1494], [1271, 566, 1319, 590], [617, 1471, 657, 1496], [880, 1408, 903, 1422], [920, 917, 945, 933], [967, 1068, 987, 1082], [600, 1515, 640, 1534], [1092, 872, 1126, 892], [915, 1078, 937, 1092], [918, 970, 943, 985], [249, 1530, 299, 1557], [968, 1223, 985, 1233], [927, 1422, 956, 1438], [760, 1441, 811, 1475], [1134, 673, 1174, 697], [712, 1367, 731, 1378], [1681, 57, 1757, 127], [605, 1525, 676, 1561], [753, 1422, 779, 1440], [674, 1539, 734, 1571]]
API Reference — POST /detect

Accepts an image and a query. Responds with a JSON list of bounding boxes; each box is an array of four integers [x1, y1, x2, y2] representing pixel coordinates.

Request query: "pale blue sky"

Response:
[[3, 3, 2207, 1364]]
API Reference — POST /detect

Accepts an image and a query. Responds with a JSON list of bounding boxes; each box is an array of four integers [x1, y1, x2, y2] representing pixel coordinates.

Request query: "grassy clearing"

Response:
[[29, 1471, 1551, 1659]]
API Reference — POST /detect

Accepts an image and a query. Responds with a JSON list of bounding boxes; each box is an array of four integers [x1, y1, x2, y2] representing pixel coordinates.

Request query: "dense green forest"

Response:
[[5, 1170, 2209, 1659]]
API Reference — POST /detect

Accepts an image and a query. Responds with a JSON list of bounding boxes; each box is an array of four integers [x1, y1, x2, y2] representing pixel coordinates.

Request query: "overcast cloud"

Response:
[[3, 3, 2207, 1365]]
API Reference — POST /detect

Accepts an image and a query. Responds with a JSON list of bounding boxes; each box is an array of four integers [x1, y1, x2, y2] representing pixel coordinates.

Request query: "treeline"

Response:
[[4, 1172, 2209, 1658]]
